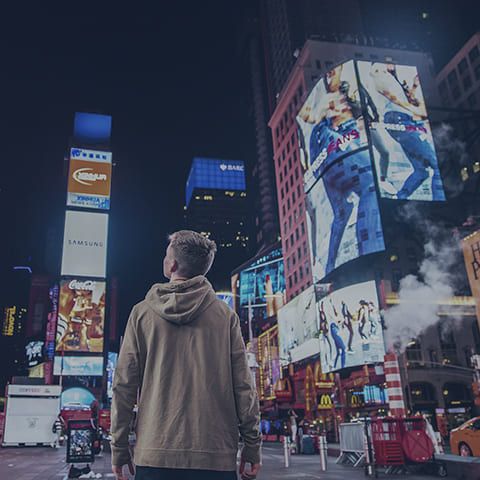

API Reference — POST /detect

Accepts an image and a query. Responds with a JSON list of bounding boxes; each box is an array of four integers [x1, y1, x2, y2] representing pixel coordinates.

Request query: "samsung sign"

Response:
[[186, 157, 246, 207], [61, 211, 108, 278]]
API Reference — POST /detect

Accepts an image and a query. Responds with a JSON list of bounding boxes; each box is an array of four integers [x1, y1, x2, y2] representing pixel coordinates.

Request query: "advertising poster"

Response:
[[239, 248, 286, 325], [317, 280, 385, 374], [67, 148, 112, 210], [106, 352, 118, 399], [61, 211, 108, 278], [216, 292, 234, 310], [67, 420, 94, 463], [463, 231, 480, 329], [56, 279, 105, 353], [258, 326, 281, 400], [297, 61, 384, 281], [53, 356, 104, 376], [357, 61, 445, 201], [278, 286, 318, 366]]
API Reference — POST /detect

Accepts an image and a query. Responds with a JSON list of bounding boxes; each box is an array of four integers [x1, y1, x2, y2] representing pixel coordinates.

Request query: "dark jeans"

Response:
[[135, 466, 237, 480]]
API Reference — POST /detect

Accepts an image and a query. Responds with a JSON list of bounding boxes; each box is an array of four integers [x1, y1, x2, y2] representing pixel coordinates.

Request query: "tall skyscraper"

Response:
[[184, 158, 251, 290]]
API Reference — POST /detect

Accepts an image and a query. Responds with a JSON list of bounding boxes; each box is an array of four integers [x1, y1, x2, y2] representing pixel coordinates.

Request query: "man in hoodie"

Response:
[[111, 230, 262, 480]]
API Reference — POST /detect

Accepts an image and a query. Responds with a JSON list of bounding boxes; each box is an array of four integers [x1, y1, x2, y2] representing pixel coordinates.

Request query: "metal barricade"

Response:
[[336, 422, 367, 467]]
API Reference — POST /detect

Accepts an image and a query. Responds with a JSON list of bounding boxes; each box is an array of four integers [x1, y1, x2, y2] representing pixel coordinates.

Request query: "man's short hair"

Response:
[[168, 230, 217, 278]]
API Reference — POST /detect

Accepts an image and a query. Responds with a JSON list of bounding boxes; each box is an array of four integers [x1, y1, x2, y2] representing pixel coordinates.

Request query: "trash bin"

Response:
[[302, 435, 315, 454]]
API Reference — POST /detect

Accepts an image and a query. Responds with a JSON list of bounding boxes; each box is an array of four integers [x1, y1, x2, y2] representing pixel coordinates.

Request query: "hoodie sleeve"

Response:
[[110, 306, 141, 466], [230, 312, 262, 464]]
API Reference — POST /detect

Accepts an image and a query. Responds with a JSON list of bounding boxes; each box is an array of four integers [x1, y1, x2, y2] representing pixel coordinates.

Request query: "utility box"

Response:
[[2, 384, 62, 446]]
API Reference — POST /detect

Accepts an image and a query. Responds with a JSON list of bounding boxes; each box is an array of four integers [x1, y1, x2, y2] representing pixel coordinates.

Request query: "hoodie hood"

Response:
[[145, 275, 217, 325]]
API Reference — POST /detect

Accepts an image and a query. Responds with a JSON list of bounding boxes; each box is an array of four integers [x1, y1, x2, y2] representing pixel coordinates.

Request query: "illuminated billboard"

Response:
[[216, 292, 234, 310], [106, 352, 118, 399], [317, 280, 385, 373], [61, 211, 108, 278], [186, 158, 246, 207], [297, 61, 385, 281], [258, 325, 281, 400], [67, 148, 112, 209], [73, 112, 112, 145], [53, 356, 104, 376], [56, 279, 105, 353], [357, 61, 445, 201], [463, 230, 480, 329], [278, 286, 318, 366], [238, 248, 286, 325]]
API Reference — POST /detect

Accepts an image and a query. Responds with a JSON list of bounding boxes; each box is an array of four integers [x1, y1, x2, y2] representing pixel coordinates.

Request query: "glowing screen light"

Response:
[[61, 211, 109, 278], [73, 112, 112, 144], [357, 61, 445, 201], [297, 60, 385, 281], [185, 158, 246, 206], [317, 280, 385, 374], [53, 356, 104, 376]]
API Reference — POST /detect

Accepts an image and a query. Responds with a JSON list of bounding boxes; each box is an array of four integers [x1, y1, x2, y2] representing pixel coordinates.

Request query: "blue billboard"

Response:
[[73, 112, 112, 145], [53, 355, 104, 376], [185, 158, 246, 206]]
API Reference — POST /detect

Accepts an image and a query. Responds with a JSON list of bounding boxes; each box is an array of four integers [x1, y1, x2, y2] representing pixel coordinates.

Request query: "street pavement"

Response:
[[1, 441, 479, 479]]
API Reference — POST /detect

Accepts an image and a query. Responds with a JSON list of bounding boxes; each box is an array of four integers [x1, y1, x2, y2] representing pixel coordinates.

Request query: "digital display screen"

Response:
[[186, 158, 246, 206], [238, 248, 286, 325], [357, 61, 445, 201], [61, 211, 108, 278], [297, 61, 385, 281], [73, 112, 112, 145], [317, 280, 385, 373], [106, 352, 118, 399], [56, 279, 105, 353], [278, 286, 318, 365], [67, 420, 95, 463], [67, 148, 112, 210], [53, 356, 104, 376], [216, 292, 234, 310]]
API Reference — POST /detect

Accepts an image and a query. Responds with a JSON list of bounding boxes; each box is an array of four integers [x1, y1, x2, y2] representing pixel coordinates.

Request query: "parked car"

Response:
[[450, 417, 480, 456]]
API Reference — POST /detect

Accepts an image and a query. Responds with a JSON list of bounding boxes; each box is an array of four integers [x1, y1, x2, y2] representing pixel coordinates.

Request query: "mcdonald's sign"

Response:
[[314, 361, 335, 388], [317, 393, 333, 410], [274, 378, 293, 402]]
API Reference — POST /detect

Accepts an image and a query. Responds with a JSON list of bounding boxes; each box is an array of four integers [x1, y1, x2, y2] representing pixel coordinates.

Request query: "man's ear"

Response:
[[171, 259, 179, 273]]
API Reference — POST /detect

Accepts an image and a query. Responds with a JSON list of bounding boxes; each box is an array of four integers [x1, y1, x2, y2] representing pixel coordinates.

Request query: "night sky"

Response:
[[1, 1, 479, 334]]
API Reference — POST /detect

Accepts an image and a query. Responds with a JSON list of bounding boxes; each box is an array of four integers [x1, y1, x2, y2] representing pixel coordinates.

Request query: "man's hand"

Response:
[[239, 458, 261, 480], [112, 460, 135, 480]]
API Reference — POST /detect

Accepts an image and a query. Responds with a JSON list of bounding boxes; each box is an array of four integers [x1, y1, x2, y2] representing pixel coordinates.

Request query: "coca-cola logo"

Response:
[[68, 280, 96, 291]]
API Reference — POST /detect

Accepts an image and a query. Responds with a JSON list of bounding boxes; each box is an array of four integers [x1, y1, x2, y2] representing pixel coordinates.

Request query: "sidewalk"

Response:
[[0, 441, 478, 479]]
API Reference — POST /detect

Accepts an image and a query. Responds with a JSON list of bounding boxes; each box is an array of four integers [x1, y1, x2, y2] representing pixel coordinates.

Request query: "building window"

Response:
[[290, 233, 294, 246], [475, 64, 480, 81], [463, 75, 472, 91], [284, 222, 287, 234], [284, 165, 287, 176], [301, 222, 305, 235], [297, 246, 301, 260], [289, 216, 292, 229], [447, 69, 458, 86], [294, 271, 298, 283], [292, 252, 296, 265], [277, 156, 281, 167], [287, 198, 290, 209], [315, 59, 321, 69], [299, 203, 303, 216], [298, 85, 303, 98], [285, 238, 289, 250], [293, 94, 298, 106], [370, 54, 379, 60], [299, 266, 304, 279], [289, 276, 292, 288], [280, 172, 283, 182], [458, 58, 468, 75], [294, 209, 297, 222], [285, 181, 289, 193], [392, 269, 402, 292], [293, 150, 297, 163], [281, 188, 284, 199], [290, 175, 294, 187], [354, 52, 364, 58], [438, 320, 458, 365], [295, 228, 299, 241], [286, 141, 290, 153], [288, 157, 292, 169], [282, 205, 286, 216], [287, 258, 291, 269], [297, 185, 301, 197], [305, 261, 310, 275], [292, 191, 296, 203], [291, 133, 295, 146], [303, 241, 307, 255], [469, 45, 480, 63], [452, 86, 461, 100], [295, 167, 299, 180], [325, 60, 333, 69]]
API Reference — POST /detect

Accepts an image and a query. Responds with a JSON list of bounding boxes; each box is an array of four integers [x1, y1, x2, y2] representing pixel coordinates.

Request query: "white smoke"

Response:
[[383, 213, 464, 354]]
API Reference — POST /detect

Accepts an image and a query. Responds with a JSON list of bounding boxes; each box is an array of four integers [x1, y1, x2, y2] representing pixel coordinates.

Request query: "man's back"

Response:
[[111, 275, 262, 473]]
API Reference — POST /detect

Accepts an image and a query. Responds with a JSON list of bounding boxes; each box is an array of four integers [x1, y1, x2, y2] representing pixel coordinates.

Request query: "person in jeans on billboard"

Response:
[[110, 230, 262, 480]]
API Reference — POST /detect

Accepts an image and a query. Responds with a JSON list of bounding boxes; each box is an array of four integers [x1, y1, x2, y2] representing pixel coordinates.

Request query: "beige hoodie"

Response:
[[110, 276, 262, 471]]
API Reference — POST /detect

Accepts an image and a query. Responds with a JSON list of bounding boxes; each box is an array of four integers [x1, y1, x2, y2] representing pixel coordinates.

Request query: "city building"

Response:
[[184, 157, 250, 291], [269, 38, 440, 301], [436, 32, 480, 179]]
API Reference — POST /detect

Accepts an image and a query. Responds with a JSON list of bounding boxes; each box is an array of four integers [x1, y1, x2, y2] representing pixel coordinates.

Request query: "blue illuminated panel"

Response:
[[74, 112, 112, 145], [186, 158, 246, 206]]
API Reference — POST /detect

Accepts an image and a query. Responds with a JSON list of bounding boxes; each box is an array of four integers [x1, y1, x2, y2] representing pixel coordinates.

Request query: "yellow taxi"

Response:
[[450, 417, 480, 456]]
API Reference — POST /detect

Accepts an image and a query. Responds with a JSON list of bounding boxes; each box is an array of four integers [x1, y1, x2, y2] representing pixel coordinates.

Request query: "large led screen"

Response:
[[239, 248, 286, 325], [56, 279, 105, 353], [67, 148, 112, 209], [61, 211, 108, 278], [297, 61, 385, 281], [278, 286, 318, 366], [357, 61, 445, 201], [317, 280, 384, 373], [53, 356, 104, 376], [186, 158, 246, 207]]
